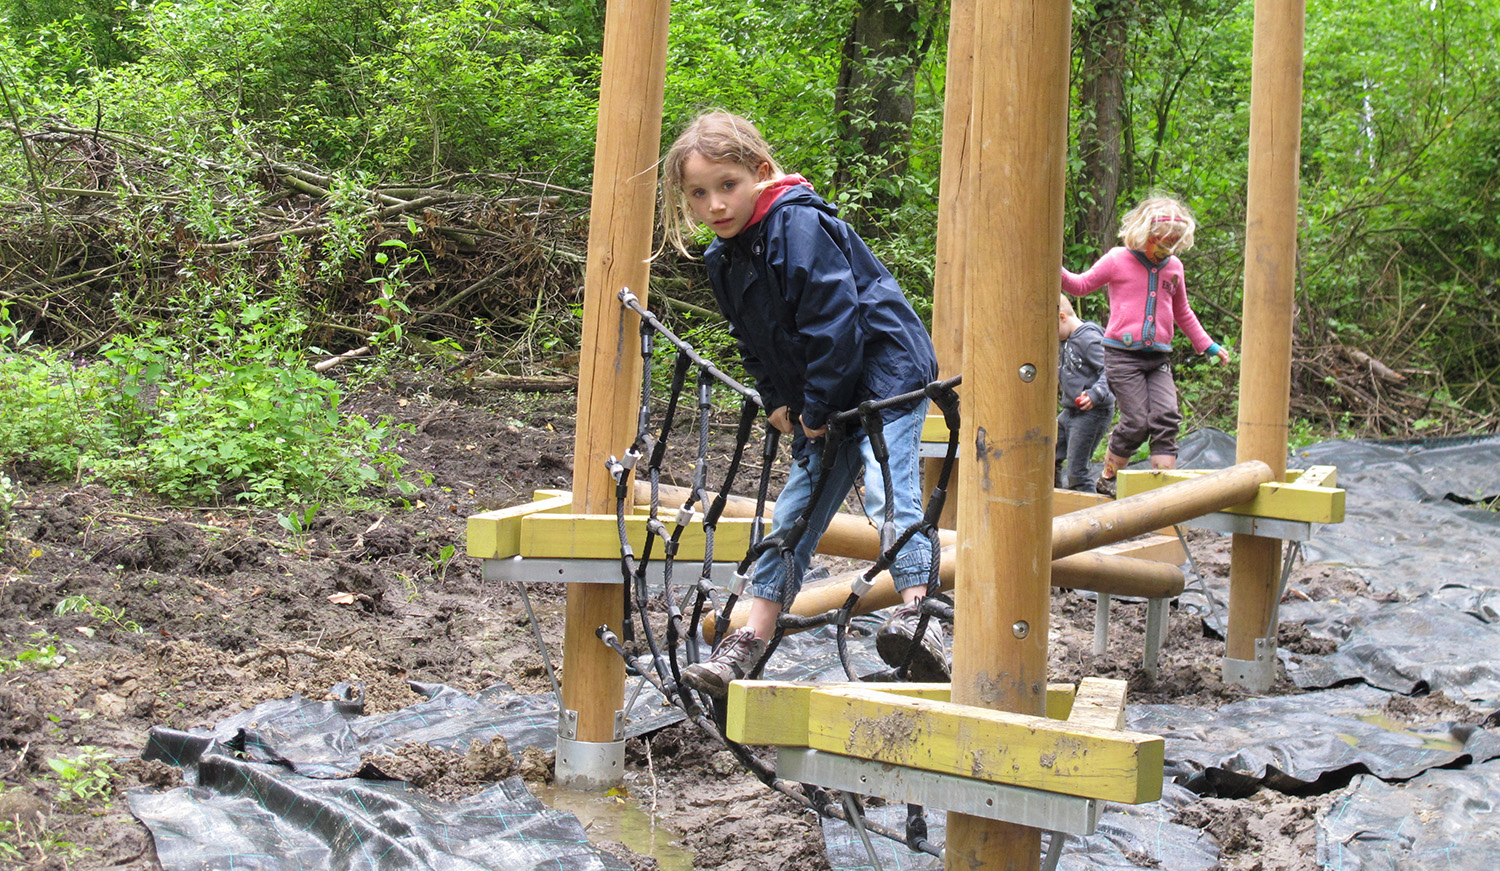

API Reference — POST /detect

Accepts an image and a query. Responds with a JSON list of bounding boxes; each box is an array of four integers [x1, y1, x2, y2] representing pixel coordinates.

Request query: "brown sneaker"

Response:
[[875, 601, 950, 682], [681, 628, 768, 699], [1095, 475, 1117, 498]]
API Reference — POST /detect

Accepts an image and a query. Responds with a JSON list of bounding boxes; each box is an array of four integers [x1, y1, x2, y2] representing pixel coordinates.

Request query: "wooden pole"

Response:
[[922, 0, 975, 531], [1225, 0, 1305, 693], [949, 0, 1071, 865], [557, 0, 670, 789]]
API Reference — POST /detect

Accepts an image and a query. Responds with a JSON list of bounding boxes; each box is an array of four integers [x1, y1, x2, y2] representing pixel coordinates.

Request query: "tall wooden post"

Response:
[[922, 0, 975, 531], [558, 0, 671, 789], [1225, 0, 1305, 693], [949, 0, 1071, 866]]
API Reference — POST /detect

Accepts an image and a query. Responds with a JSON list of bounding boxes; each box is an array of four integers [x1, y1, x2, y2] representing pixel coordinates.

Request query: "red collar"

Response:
[[747, 174, 812, 228]]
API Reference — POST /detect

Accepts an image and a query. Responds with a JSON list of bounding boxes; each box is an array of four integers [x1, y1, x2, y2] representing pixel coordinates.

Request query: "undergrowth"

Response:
[[0, 299, 411, 507]]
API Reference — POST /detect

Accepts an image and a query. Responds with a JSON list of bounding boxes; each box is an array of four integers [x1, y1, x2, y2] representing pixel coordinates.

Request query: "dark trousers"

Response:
[[1103, 347, 1181, 459], [1056, 404, 1114, 490]]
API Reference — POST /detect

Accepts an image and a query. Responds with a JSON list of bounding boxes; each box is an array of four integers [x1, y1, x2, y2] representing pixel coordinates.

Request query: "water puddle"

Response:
[[1355, 713, 1465, 751], [535, 784, 697, 870]]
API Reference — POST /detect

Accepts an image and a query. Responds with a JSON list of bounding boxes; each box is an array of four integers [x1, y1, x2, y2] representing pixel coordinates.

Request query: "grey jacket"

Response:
[[1059, 321, 1114, 409]]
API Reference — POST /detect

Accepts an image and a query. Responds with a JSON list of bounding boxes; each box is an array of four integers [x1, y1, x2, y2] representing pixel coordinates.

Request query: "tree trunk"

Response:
[[834, 0, 923, 237], [1070, 0, 1136, 254]]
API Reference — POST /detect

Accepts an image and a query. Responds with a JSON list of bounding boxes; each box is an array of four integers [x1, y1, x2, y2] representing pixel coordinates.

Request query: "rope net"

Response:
[[595, 289, 964, 856]]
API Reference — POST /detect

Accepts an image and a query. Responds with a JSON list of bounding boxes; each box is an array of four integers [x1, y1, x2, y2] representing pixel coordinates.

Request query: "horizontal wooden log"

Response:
[[1052, 461, 1276, 557], [1116, 465, 1344, 523]]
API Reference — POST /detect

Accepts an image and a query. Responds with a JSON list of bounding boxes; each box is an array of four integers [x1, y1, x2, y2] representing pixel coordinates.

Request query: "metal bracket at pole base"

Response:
[[1221, 636, 1277, 693], [555, 735, 626, 790]]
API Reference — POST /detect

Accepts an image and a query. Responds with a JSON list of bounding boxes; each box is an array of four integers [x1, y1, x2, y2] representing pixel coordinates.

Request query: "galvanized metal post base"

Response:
[[1221, 637, 1277, 693], [555, 736, 625, 790]]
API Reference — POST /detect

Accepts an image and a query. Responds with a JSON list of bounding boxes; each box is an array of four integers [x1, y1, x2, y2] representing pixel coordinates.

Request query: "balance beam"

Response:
[[691, 461, 1272, 637]]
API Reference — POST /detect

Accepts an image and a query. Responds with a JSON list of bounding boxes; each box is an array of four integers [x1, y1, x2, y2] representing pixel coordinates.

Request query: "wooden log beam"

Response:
[[559, 0, 670, 784], [700, 544, 1183, 638], [1118, 466, 1343, 524], [1229, 0, 1306, 690], [1052, 461, 1275, 557]]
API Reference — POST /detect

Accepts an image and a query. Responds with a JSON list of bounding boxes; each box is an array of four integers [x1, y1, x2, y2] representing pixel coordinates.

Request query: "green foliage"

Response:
[[96, 0, 599, 178], [95, 315, 407, 505], [0, 298, 410, 506], [0, 632, 73, 672], [428, 543, 457, 583], [55, 594, 144, 634], [2, 0, 145, 73], [0, 471, 17, 531], [45, 745, 117, 808], [0, 810, 85, 864]]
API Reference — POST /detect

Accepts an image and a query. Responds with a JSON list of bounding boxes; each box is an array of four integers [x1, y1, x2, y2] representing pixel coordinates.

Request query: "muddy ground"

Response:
[[0, 376, 1476, 870]]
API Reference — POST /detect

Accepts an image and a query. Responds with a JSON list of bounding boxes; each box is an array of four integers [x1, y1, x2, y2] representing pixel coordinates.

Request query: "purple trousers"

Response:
[[1103, 347, 1181, 458]]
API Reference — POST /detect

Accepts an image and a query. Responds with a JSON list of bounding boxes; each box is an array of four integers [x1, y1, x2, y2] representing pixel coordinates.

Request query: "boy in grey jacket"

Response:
[[1057, 294, 1115, 491]]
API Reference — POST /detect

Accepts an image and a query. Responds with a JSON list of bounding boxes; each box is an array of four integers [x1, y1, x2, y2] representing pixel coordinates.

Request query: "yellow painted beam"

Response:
[[1093, 533, 1186, 566], [921, 412, 956, 445], [1117, 466, 1344, 523], [520, 512, 758, 561], [807, 687, 1163, 804], [1065, 677, 1128, 731], [466, 490, 573, 559], [725, 680, 1078, 747]]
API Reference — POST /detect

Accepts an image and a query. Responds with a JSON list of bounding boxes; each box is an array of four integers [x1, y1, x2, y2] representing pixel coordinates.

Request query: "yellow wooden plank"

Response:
[[726, 681, 1078, 747], [466, 490, 574, 559], [808, 687, 1163, 804], [1296, 465, 1337, 488], [520, 512, 760, 561], [921, 412, 955, 444], [1117, 466, 1345, 523], [1094, 533, 1187, 565], [1066, 677, 1128, 731]]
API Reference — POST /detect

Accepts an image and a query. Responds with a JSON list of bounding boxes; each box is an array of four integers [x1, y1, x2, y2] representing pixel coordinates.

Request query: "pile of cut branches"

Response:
[[1, 120, 719, 381], [1291, 333, 1499, 438]]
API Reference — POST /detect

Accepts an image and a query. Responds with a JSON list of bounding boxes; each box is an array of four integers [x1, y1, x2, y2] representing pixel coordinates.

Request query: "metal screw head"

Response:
[[1012, 620, 1030, 639], [1019, 364, 1037, 382]]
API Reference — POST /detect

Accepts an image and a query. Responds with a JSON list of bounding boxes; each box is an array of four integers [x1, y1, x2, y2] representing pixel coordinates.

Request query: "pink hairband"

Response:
[[1152, 216, 1185, 223]]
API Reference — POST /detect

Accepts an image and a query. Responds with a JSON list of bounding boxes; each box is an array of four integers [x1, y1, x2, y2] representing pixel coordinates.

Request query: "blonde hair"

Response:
[[660, 111, 785, 256], [1118, 194, 1196, 256], [1059, 293, 1075, 318]]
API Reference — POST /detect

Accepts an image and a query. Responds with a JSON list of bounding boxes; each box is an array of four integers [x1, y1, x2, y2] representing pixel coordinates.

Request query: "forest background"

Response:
[[1, 0, 1498, 510]]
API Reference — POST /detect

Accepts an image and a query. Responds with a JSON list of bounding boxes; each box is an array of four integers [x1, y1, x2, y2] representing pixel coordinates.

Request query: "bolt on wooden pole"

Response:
[[557, 0, 671, 789], [1225, 0, 1306, 693], [948, 0, 1072, 865]]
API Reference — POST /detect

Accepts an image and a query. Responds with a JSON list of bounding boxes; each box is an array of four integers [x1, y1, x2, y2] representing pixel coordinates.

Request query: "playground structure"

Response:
[[464, 0, 1324, 867]]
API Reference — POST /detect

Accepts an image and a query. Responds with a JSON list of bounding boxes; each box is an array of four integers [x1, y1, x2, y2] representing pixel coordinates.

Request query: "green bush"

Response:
[[0, 306, 410, 507]]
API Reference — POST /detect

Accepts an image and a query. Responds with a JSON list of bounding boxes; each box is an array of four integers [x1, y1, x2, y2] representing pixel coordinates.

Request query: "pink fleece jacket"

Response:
[[1061, 246, 1220, 355]]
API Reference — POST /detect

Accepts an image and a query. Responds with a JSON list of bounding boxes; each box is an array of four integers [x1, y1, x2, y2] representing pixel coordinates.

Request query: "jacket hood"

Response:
[[746, 174, 815, 229]]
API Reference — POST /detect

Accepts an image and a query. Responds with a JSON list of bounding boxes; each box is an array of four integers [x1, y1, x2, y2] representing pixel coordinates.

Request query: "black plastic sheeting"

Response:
[[821, 431, 1500, 870], [128, 620, 894, 869], [130, 680, 682, 870], [1317, 758, 1500, 871], [131, 431, 1500, 870], [128, 766, 628, 871], [141, 680, 683, 780], [1130, 684, 1500, 797], [821, 782, 1220, 871]]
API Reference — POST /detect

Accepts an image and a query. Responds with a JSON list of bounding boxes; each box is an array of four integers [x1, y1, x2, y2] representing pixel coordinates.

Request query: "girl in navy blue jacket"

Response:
[[660, 112, 944, 696]]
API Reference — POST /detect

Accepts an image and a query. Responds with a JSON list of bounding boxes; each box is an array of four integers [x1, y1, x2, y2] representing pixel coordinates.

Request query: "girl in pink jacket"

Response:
[[1062, 195, 1232, 496]]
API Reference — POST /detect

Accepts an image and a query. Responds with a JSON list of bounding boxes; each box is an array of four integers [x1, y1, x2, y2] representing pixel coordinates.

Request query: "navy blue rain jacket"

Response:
[[703, 185, 938, 433]]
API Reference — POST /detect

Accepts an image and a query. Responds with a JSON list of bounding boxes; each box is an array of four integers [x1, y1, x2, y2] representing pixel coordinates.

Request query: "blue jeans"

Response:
[[1056, 403, 1114, 490], [752, 400, 933, 603]]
